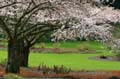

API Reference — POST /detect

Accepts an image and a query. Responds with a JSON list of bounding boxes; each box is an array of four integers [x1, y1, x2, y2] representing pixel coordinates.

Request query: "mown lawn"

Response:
[[0, 41, 120, 71]]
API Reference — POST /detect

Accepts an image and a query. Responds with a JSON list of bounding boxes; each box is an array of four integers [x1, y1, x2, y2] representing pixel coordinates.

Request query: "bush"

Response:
[[38, 63, 51, 74]]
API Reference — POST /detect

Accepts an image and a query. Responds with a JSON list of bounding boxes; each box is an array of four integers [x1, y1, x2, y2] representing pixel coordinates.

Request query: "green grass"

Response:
[[0, 50, 120, 71], [0, 41, 120, 71], [0, 50, 7, 61], [29, 53, 120, 71]]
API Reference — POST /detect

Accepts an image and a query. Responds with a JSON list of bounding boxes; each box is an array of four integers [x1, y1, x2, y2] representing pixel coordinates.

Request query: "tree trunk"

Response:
[[20, 46, 30, 67], [5, 40, 21, 73]]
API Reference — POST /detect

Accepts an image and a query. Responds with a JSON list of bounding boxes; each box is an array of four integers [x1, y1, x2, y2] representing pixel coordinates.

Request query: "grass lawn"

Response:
[[0, 41, 120, 71], [30, 53, 120, 71]]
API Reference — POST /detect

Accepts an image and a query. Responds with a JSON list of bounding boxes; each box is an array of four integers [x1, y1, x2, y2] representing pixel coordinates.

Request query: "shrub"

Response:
[[38, 63, 51, 74]]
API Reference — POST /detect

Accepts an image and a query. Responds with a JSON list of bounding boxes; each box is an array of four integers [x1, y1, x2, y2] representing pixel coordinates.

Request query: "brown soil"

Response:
[[1, 66, 120, 79]]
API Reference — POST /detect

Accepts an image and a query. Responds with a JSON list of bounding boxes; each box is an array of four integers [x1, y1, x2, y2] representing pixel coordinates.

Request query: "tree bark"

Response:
[[5, 40, 21, 73], [20, 46, 30, 67]]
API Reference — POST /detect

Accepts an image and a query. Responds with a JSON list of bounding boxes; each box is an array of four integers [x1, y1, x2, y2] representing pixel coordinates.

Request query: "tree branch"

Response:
[[0, 17, 12, 39], [0, 2, 18, 9], [14, 1, 54, 37]]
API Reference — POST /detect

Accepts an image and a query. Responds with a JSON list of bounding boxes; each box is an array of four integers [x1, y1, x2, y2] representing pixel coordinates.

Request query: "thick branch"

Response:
[[0, 17, 12, 39], [17, 22, 61, 39]]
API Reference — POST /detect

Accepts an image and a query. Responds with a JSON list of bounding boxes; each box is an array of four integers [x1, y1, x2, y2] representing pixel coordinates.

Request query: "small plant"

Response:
[[38, 63, 51, 74], [53, 65, 71, 74]]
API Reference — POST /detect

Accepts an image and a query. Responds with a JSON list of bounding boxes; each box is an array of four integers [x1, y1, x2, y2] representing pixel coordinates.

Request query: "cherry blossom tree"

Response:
[[0, 0, 63, 73], [0, 0, 120, 73]]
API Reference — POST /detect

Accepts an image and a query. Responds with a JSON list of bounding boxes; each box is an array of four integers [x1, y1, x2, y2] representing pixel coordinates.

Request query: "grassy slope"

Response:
[[0, 41, 120, 71]]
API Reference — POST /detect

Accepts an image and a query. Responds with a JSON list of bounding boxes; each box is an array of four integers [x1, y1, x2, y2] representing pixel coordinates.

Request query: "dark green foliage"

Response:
[[113, 0, 120, 9], [103, 0, 120, 9], [0, 34, 6, 39], [38, 32, 53, 43]]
